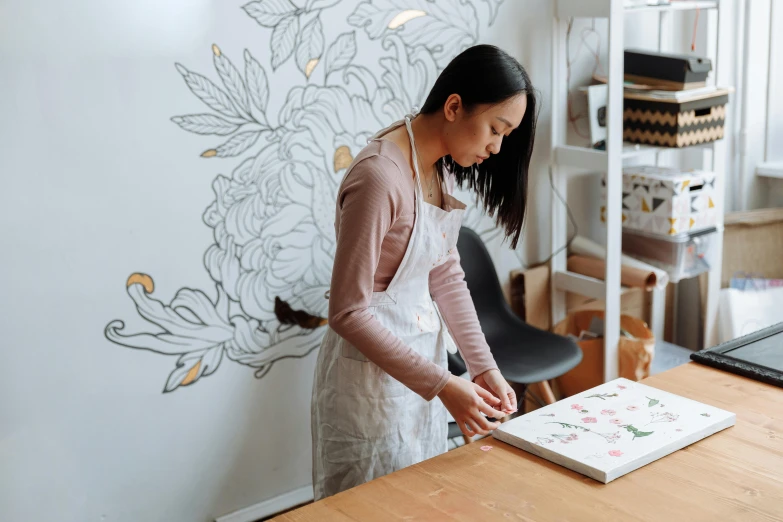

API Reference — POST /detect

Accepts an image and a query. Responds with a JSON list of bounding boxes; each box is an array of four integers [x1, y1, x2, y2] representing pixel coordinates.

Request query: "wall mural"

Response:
[[105, 0, 509, 393]]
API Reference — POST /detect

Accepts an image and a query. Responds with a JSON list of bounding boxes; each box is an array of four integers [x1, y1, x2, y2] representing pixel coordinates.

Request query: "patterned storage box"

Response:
[[623, 88, 730, 148], [601, 166, 718, 236]]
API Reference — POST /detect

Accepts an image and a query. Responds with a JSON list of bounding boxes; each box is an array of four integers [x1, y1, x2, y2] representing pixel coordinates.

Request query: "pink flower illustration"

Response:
[[567, 434, 579, 441], [617, 385, 627, 390], [552, 434, 575, 444], [609, 419, 622, 425], [601, 409, 616, 416], [582, 417, 597, 423], [608, 450, 623, 457], [571, 404, 583, 410], [627, 405, 640, 411]]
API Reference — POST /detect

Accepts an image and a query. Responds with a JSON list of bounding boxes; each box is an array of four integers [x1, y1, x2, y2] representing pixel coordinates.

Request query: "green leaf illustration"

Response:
[[586, 393, 619, 401], [646, 396, 659, 407], [620, 424, 654, 440], [546, 422, 590, 432]]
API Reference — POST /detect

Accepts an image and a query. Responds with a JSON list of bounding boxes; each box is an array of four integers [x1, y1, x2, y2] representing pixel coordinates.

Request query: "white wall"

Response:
[[765, 0, 783, 208], [738, 0, 783, 209]]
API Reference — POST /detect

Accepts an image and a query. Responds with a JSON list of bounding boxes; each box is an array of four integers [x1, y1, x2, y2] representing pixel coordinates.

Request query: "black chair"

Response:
[[446, 227, 583, 443]]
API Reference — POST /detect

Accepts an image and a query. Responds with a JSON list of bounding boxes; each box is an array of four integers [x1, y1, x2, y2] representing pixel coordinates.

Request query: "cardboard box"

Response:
[[509, 265, 550, 331], [509, 265, 651, 329], [511, 265, 654, 409]]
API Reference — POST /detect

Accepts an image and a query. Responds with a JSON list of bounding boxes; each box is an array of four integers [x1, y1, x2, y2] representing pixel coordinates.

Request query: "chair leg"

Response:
[[522, 383, 544, 413], [524, 386, 546, 408], [534, 381, 557, 405]]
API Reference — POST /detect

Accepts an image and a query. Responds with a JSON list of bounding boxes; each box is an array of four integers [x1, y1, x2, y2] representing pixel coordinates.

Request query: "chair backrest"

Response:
[[455, 226, 509, 317]]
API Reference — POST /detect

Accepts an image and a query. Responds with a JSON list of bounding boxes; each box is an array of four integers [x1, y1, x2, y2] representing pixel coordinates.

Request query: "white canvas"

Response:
[[493, 378, 735, 483]]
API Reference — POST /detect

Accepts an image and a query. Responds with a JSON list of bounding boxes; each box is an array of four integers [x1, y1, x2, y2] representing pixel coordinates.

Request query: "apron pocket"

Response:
[[340, 342, 369, 362], [337, 356, 408, 397], [335, 356, 409, 439]]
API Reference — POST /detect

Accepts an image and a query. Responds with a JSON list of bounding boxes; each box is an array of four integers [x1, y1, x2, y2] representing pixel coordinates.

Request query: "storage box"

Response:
[[623, 88, 730, 148], [721, 208, 783, 287], [625, 49, 712, 90], [621, 227, 718, 283], [601, 165, 718, 236]]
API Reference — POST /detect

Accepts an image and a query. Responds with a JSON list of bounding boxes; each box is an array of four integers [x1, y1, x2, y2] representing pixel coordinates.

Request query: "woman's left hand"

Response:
[[474, 369, 517, 415]]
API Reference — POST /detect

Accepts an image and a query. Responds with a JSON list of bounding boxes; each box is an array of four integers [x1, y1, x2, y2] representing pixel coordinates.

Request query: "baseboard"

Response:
[[215, 485, 314, 522]]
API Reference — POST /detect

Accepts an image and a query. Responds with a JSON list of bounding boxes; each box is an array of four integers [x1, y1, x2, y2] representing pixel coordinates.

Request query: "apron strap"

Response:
[[326, 111, 427, 304], [404, 115, 426, 201]]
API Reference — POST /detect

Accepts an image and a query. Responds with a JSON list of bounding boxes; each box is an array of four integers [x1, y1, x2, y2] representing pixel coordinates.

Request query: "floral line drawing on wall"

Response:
[[104, 0, 507, 393]]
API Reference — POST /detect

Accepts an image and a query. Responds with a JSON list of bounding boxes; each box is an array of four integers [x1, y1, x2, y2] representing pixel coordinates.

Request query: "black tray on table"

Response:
[[691, 322, 783, 388]]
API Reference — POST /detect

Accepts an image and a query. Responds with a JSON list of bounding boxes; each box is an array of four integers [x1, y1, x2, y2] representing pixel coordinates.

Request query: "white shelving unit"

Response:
[[550, 0, 730, 382]]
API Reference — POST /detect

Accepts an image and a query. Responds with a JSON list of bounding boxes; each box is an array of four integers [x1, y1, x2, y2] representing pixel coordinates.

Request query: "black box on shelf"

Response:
[[624, 49, 712, 90], [623, 88, 730, 148]]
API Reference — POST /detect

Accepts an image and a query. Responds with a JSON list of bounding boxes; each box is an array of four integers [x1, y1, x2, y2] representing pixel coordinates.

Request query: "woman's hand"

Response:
[[437, 374, 507, 438], [473, 369, 517, 415]]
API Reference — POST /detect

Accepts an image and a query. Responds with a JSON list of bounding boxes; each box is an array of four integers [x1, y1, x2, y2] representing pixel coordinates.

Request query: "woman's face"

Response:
[[443, 94, 528, 168]]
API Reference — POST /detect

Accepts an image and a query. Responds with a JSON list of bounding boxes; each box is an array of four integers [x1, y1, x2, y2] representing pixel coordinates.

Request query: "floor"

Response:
[[650, 340, 695, 376], [259, 502, 310, 521]]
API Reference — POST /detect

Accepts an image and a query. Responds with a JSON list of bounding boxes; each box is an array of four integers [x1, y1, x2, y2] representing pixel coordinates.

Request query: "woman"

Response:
[[311, 44, 538, 500]]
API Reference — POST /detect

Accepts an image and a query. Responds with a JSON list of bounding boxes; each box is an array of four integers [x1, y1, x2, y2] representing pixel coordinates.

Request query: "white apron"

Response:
[[311, 114, 467, 500]]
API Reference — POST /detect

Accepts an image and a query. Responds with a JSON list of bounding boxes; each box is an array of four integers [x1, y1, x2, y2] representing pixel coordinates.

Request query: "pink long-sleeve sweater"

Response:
[[327, 139, 498, 401]]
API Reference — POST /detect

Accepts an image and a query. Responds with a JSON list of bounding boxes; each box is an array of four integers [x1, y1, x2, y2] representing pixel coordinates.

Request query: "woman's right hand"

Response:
[[437, 374, 508, 439]]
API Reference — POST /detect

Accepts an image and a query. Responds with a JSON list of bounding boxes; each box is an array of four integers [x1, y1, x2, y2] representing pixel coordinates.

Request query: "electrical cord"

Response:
[[527, 18, 609, 268], [566, 18, 603, 140], [538, 164, 579, 266]]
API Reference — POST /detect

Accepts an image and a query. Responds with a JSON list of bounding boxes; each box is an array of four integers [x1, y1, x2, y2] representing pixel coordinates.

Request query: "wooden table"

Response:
[[276, 363, 783, 521]]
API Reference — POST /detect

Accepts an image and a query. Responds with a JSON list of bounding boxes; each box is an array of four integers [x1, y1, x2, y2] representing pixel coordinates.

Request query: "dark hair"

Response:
[[420, 44, 538, 250]]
